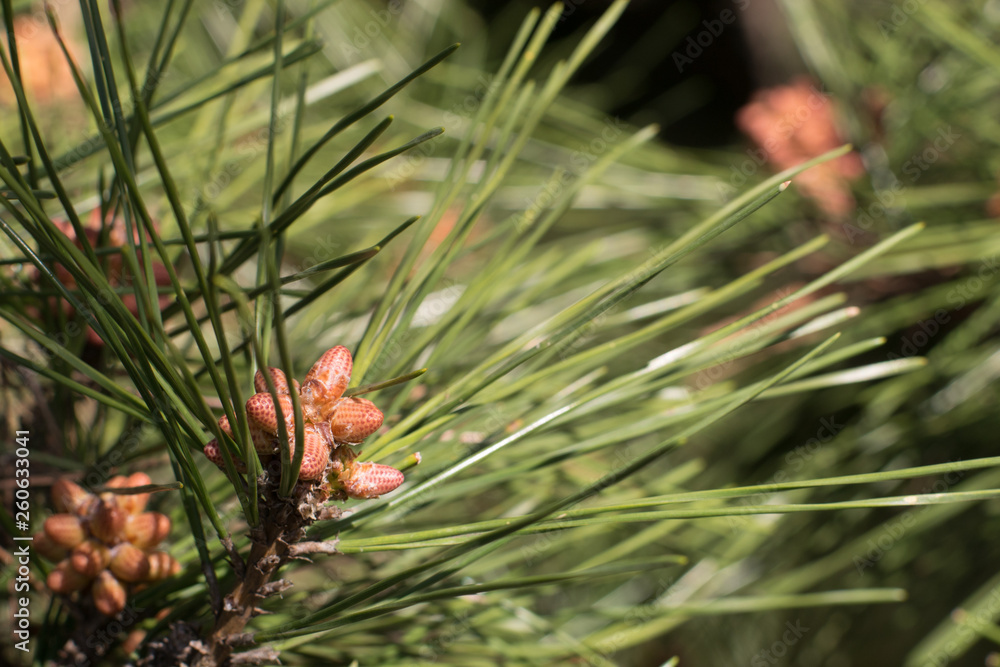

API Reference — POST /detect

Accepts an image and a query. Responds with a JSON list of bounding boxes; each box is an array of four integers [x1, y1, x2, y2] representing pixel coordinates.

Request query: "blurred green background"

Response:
[[2, 0, 1000, 665]]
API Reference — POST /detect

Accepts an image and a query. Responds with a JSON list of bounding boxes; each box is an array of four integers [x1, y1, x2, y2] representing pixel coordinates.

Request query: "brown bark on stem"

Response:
[[201, 477, 336, 666], [134, 470, 338, 667]]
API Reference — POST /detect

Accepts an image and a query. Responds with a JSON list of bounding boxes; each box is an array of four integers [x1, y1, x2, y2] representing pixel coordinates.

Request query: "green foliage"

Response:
[[1, 0, 999, 665]]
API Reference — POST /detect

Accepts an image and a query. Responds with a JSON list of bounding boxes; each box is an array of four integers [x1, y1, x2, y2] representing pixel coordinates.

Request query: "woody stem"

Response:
[[206, 484, 306, 666]]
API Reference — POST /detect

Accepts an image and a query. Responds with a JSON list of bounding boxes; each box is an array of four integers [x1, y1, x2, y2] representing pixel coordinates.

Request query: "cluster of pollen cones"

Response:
[[37, 475, 179, 616], [29, 212, 171, 347], [735, 77, 864, 218], [203, 346, 407, 499]]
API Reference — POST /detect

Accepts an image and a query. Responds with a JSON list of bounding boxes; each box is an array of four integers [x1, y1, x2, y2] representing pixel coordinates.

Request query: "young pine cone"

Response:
[[38, 475, 180, 617], [203, 346, 408, 498]]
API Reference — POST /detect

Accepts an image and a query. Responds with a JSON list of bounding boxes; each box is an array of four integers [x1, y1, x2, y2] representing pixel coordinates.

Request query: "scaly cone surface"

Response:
[[203, 346, 408, 498]]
